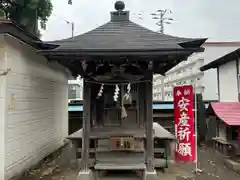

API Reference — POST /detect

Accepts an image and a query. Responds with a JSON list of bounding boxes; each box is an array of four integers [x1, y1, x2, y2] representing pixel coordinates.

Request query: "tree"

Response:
[[0, 0, 53, 37]]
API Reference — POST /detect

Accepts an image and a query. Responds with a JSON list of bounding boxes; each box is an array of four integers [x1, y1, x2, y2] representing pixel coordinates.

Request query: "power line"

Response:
[[150, 9, 173, 34], [132, 11, 144, 20]]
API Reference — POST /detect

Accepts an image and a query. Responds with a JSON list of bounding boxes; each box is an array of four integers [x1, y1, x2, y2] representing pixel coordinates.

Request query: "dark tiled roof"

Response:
[[39, 2, 206, 75], [45, 20, 205, 52], [47, 21, 203, 51]]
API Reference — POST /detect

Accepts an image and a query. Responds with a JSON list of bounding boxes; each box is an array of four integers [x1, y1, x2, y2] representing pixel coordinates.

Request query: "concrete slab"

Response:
[[78, 170, 93, 180], [224, 159, 240, 173]]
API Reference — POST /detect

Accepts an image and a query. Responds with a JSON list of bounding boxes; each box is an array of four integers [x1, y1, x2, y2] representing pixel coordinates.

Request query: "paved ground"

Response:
[[161, 145, 240, 180], [19, 145, 240, 180]]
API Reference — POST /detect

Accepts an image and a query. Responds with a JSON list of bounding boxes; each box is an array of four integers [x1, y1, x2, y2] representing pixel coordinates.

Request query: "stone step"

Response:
[[96, 171, 141, 180], [94, 163, 146, 170]]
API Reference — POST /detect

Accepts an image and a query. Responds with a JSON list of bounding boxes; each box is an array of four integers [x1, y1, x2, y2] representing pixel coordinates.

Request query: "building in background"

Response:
[[68, 77, 83, 101], [200, 46, 240, 102], [153, 42, 240, 101], [153, 55, 204, 101], [201, 46, 240, 156], [153, 75, 165, 101]]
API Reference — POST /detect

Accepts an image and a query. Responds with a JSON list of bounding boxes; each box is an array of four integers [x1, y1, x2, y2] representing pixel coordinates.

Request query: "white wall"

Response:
[[3, 35, 69, 179], [218, 123, 227, 141], [0, 38, 7, 180], [200, 45, 240, 101], [218, 60, 238, 102]]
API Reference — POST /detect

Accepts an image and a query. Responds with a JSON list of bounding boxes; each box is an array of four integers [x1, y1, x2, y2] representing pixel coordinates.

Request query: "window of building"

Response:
[[176, 82, 181, 86], [69, 84, 76, 90]]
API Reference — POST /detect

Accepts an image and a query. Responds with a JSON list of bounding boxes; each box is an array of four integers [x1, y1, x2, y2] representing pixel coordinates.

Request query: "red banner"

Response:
[[173, 85, 195, 162]]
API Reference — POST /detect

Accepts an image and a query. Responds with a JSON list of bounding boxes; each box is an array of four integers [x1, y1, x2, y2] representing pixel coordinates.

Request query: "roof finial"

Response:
[[115, 1, 125, 11]]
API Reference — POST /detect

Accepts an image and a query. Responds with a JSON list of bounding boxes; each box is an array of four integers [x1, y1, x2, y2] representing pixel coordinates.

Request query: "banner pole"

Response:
[[194, 81, 198, 170], [194, 80, 202, 173]]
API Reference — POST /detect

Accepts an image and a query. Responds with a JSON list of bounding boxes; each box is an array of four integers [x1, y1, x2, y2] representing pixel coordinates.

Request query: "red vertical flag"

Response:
[[173, 85, 195, 162]]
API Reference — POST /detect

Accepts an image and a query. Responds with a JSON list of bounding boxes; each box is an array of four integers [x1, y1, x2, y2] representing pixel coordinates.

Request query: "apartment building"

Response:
[[68, 77, 84, 100], [153, 42, 240, 101]]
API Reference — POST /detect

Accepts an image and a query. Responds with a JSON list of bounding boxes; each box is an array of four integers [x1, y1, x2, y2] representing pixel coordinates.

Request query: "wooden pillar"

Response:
[[139, 83, 145, 127], [145, 79, 154, 172], [71, 140, 78, 169], [81, 80, 91, 171]]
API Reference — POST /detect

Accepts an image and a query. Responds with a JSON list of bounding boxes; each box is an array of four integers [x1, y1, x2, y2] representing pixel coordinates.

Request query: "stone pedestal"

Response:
[[144, 170, 158, 180], [78, 170, 93, 180]]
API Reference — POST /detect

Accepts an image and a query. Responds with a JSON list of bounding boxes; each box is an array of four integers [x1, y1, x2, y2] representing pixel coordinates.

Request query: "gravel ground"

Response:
[[18, 145, 240, 180]]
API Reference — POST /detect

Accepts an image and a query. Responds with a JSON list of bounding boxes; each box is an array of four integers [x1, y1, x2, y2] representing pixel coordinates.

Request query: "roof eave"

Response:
[[0, 20, 59, 50], [35, 41, 60, 50], [178, 38, 208, 48], [200, 48, 240, 71], [39, 47, 204, 57]]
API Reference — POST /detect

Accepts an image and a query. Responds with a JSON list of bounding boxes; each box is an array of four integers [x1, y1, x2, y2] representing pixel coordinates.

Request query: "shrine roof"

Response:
[[40, 2, 206, 56], [42, 21, 205, 53], [207, 102, 240, 126]]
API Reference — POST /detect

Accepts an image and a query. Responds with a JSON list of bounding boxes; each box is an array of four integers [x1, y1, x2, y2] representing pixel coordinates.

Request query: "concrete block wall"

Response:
[[1, 36, 69, 179]]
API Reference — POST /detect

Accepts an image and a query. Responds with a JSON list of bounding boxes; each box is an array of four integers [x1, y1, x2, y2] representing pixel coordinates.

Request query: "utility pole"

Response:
[[151, 9, 173, 34], [52, 13, 74, 37], [66, 20, 74, 37], [67, 0, 74, 37]]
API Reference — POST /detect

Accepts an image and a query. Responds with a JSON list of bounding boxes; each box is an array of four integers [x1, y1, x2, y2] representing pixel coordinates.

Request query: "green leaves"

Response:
[[37, 0, 53, 30], [0, 0, 53, 36], [0, 8, 5, 17]]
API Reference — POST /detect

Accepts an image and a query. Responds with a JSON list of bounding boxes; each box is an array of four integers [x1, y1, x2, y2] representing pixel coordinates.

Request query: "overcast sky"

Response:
[[41, 0, 240, 42]]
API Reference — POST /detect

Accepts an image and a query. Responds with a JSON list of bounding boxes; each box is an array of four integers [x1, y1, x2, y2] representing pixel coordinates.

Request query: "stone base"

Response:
[[144, 170, 158, 180], [78, 170, 93, 180], [176, 175, 195, 180], [224, 159, 240, 173]]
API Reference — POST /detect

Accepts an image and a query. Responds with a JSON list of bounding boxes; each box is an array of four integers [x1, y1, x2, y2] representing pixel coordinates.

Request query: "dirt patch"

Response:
[[10, 140, 78, 180]]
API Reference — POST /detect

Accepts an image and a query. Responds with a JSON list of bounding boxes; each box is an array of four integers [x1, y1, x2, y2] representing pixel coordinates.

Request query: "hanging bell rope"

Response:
[[121, 104, 127, 118]]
